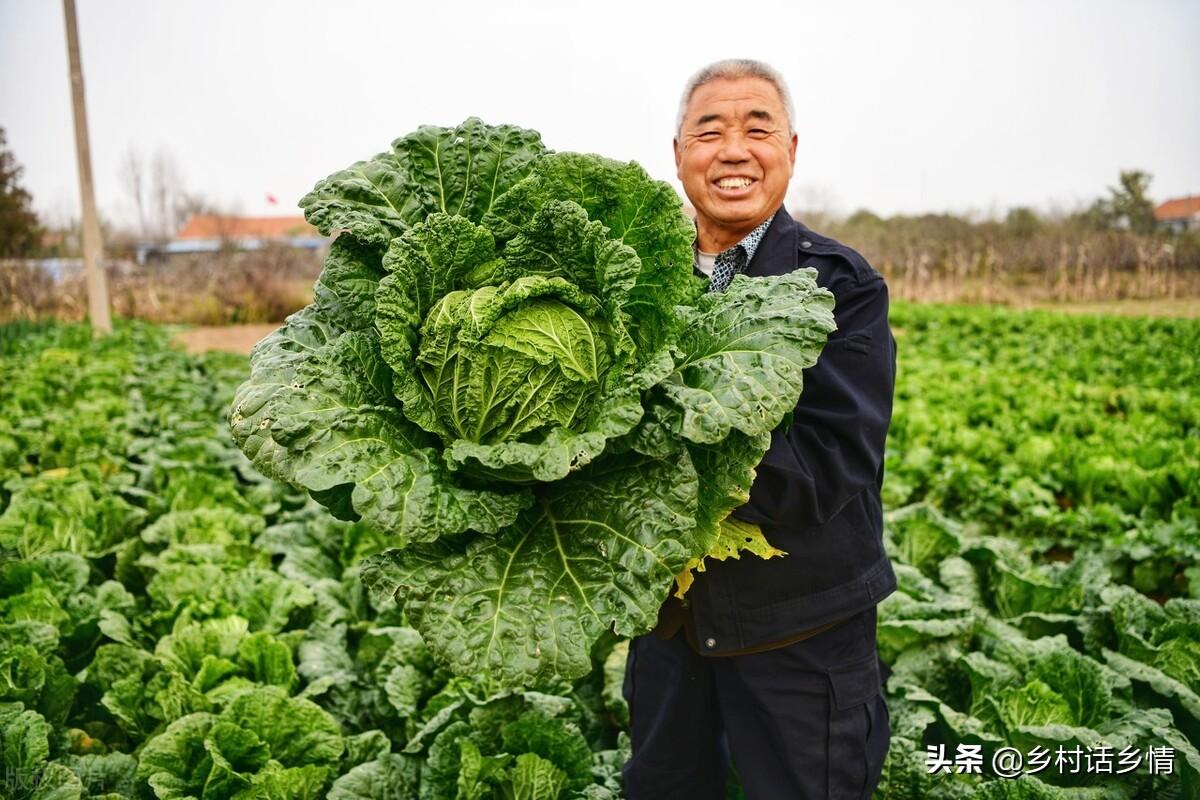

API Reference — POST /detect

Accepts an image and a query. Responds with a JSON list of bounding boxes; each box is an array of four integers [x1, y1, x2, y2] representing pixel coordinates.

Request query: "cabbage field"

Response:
[[1, 303, 1197, 799]]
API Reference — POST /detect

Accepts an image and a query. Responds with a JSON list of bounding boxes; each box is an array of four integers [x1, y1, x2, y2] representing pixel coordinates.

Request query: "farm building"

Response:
[[1154, 195, 1200, 233], [136, 214, 329, 263]]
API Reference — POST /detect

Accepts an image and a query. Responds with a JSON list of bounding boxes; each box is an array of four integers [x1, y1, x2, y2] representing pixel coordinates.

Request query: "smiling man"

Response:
[[622, 60, 897, 799]]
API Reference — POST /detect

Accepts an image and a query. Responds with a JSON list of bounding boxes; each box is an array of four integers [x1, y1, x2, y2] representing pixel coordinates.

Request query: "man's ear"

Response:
[[673, 138, 683, 179], [788, 131, 797, 176]]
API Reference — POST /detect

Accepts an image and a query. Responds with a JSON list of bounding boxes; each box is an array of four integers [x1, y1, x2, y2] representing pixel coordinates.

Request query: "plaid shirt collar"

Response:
[[732, 216, 773, 264], [693, 215, 775, 293], [693, 215, 775, 267]]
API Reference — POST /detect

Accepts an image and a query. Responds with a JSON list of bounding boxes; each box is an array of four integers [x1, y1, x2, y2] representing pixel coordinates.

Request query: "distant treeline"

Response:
[[0, 246, 320, 325], [813, 209, 1200, 303], [803, 172, 1200, 303]]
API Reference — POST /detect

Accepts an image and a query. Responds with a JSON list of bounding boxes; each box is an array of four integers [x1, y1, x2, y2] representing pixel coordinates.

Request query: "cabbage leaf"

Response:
[[230, 118, 836, 687]]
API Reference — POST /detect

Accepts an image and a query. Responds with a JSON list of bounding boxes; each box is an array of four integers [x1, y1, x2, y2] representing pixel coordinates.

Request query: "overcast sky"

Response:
[[2, 0, 1198, 230]]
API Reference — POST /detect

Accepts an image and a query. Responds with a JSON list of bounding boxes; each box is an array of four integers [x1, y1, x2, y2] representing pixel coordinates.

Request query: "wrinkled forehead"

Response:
[[682, 78, 789, 129]]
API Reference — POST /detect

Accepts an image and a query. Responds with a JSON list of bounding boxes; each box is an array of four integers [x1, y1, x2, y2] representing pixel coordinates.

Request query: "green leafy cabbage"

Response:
[[229, 118, 836, 687]]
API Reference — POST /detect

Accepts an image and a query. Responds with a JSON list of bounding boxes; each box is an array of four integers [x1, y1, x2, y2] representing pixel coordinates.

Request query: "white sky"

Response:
[[2, 0, 1198, 229]]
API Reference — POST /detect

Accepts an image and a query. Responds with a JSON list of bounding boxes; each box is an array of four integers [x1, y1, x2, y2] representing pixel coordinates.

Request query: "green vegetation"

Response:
[[233, 119, 836, 688], [0, 127, 42, 259], [0, 321, 631, 799], [886, 304, 1200, 598], [874, 302, 1200, 799], [1, 300, 1197, 798]]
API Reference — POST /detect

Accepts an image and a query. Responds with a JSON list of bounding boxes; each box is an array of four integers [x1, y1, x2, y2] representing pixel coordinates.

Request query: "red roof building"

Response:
[[1154, 196, 1200, 233], [136, 215, 327, 264], [176, 215, 316, 240]]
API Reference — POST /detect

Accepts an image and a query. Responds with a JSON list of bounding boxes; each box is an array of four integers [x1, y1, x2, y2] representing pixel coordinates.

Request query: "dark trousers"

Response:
[[622, 606, 890, 800]]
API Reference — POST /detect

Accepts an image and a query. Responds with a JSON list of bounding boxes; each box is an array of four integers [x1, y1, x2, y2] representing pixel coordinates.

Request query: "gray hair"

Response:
[[676, 59, 795, 137]]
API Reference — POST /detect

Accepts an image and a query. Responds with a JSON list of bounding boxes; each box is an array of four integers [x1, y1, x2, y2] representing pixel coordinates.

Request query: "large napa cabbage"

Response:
[[230, 119, 835, 687]]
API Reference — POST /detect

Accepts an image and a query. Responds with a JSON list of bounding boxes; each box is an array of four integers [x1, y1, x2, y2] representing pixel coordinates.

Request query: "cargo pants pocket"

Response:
[[826, 653, 883, 800]]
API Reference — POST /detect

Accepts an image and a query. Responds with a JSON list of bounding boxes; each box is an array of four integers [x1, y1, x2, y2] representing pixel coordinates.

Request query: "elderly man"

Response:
[[622, 59, 897, 799]]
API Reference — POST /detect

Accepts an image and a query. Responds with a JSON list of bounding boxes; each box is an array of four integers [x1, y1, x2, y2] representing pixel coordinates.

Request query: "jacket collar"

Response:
[[744, 206, 799, 278]]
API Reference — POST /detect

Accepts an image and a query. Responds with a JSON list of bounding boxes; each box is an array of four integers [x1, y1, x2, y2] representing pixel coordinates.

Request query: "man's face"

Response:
[[674, 77, 797, 245]]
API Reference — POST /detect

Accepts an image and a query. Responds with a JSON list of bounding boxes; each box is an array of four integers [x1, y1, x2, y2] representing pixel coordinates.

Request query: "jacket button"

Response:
[[800, 240, 812, 249], [704, 637, 716, 648]]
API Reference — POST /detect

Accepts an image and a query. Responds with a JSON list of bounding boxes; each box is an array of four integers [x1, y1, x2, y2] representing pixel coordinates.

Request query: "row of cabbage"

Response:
[[0, 321, 630, 799], [874, 504, 1199, 798], [3, 301, 1198, 799], [885, 304, 1200, 599], [874, 303, 1199, 799]]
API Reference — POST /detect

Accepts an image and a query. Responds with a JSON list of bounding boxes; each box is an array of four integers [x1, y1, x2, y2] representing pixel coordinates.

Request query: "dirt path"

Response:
[[169, 297, 1197, 357], [1025, 298, 1200, 318], [173, 324, 278, 355]]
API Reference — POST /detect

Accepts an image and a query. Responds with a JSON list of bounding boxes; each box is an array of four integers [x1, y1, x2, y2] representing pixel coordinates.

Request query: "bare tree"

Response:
[[172, 190, 210, 230], [120, 145, 204, 242], [120, 146, 149, 239], [151, 149, 183, 239], [788, 183, 842, 229]]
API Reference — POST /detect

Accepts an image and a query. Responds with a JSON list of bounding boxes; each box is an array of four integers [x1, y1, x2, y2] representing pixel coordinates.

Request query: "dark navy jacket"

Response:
[[687, 206, 898, 654]]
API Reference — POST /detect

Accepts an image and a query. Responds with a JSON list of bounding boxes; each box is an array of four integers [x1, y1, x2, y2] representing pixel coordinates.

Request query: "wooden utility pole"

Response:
[[63, 0, 112, 335]]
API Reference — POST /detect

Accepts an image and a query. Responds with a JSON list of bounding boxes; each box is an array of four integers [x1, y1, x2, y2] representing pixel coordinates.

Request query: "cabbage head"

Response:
[[230, 118, 836, 687]]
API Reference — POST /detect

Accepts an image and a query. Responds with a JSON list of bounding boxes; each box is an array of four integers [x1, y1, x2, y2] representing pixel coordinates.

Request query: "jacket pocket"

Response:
[[843, 330, 873, 355]]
